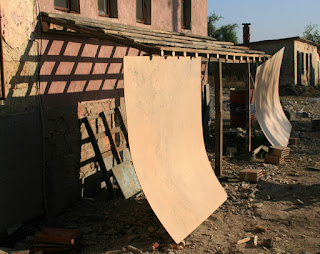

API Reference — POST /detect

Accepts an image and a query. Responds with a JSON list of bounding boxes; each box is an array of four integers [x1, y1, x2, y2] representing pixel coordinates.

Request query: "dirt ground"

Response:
[[5, 89, 320, 254]]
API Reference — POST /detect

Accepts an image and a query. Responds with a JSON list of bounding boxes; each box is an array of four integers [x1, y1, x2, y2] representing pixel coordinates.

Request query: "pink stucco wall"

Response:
[[39, 34, 143, 108], [39, 0, 208, 36]]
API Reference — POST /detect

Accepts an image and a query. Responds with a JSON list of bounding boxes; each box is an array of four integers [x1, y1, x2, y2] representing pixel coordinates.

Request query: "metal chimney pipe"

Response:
[[242, 23, 251, 47]]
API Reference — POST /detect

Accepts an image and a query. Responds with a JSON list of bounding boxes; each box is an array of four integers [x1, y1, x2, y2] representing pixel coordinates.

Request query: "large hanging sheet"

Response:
[[255, 48, 292, 147], [124, 56, 227, 243]]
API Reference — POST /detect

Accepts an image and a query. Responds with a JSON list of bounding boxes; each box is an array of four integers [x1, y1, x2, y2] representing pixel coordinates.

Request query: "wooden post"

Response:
[[214, 60, 223, 177], [246, 63, 252, 152]]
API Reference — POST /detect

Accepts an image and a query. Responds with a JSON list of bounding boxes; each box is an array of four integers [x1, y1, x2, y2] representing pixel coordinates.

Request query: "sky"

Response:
[[207, 0, 320, 43]]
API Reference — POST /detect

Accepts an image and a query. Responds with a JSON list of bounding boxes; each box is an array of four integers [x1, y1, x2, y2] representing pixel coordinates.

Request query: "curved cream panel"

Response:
[[124, 56, 227, 243], [255, 48, 292, 147]]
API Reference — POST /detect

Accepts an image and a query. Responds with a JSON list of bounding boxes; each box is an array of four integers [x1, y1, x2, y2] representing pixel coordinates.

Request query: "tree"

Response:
[[208, 12, 239, 44], [303, 24, 320, 44]]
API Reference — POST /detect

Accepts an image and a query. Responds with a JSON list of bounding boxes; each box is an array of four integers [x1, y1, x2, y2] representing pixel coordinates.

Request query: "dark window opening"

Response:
[[301, 52, 305, 74], [136, 0, 151, 25], [98, 0, 118, 18], [181, 0, 191, 29], [54, 0, 80, 13], [0, 12, 5, 100], [306, 53, 309, 74], [297, 51, 301, 85]]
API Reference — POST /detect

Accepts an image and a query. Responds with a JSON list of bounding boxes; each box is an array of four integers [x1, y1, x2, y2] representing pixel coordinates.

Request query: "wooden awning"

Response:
[[41, 12, 270, 63]]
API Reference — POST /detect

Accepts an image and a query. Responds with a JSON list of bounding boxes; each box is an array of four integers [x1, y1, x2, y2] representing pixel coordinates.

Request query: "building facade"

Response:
[[0, 0, 208, 233], [249, 37, 320, 86]]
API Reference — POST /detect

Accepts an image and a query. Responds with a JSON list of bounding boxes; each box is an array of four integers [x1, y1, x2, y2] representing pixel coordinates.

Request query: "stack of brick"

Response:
[[289, 137, 300, 145], [31, 228, 82, 253], [265, 145, 290, 164], [239, 169, 263, 182]]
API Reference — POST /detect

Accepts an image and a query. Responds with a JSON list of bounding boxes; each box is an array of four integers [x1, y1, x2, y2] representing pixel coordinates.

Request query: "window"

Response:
[[301, 52, 305, 74], [297, 51, 301, 85], [0, 12, 5, 100], [181, 0, 191, 29], [54, 0, 80, 13], [98, 0, 118, 18], [136, 0, 151, 25]]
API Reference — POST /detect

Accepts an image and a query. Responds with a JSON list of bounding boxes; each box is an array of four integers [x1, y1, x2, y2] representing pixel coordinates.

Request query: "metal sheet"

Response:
[[255, 48, 292, 147], [112, 161, 142, 199], [124, 56, 227, 243]]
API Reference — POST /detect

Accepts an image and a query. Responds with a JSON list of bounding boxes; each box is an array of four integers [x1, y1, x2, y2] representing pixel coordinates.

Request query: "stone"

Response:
[[254, 225, 267, 233], [262, 238, 274, 249], [252, 203, 263, 208], [147, 226, 155, 232], [0, 248, 12, 254]]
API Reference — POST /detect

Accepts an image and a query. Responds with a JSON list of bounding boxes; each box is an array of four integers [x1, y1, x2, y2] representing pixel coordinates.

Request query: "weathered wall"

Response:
[[38, 0, 208, 36], [294, 40, 319, 86], [250, 40, 294, 86], [0, 0, 44, 233], [1, 0, 209, 222], [39, 33, 141, 214]]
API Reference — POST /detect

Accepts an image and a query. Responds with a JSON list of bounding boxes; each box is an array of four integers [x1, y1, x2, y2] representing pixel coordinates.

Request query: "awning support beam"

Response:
[[214, 60, 223, 177]]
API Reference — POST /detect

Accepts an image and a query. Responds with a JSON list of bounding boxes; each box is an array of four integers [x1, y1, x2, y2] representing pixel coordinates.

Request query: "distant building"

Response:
[[249, 37, 320, 86]]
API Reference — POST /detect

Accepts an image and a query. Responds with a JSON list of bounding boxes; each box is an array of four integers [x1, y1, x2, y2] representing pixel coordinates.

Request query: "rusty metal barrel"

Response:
[[230, 88, 255, 127]]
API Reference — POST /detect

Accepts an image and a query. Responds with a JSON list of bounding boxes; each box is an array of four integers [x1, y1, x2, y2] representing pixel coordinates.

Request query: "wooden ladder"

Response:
[[79, 107, 129, 199]]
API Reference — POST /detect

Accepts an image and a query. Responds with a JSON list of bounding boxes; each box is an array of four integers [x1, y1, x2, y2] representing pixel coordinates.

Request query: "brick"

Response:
[[269, 146, 290, 157], [289, 137, 300, 145], [239, 169, 263, 182], [265, 154, 284, 164]]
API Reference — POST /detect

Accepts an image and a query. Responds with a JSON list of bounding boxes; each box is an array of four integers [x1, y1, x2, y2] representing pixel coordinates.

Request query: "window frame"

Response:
[[98, 0, 110, 17], [0, 10, 5, 100], [181, 0, 191, 29], [136, 0, 146, 24], [181, 0, 186, 29], [54, 0, 70, 12]]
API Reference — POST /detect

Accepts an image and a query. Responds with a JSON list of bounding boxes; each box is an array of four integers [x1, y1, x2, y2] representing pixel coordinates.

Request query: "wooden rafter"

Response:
[[40, 12, 270, 63]]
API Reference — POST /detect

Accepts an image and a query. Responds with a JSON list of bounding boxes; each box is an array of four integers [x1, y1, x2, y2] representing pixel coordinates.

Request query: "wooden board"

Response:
[[124, 56, 227, 243]]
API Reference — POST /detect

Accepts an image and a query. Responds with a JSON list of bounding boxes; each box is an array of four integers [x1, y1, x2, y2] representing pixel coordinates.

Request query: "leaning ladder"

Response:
[[79, 107, 129, 199]]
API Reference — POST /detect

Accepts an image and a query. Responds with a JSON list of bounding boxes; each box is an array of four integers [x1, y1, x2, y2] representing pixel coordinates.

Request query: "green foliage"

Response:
[[303, 24, 320, 45], [207, 12, 239, 44]]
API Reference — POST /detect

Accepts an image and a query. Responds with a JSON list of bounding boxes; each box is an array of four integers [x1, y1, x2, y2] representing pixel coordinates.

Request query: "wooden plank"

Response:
[[82, 117, 116, 199], [42, 12, 219, 42], [115, 107, 129, 147], [41, 12, 270, 58], [41, 15, 160, 55], [102, 144, 127, 159], [246, 63, 252, 152], [214, 60, 223, 177], [100, 112, 122, 164], [81, 109, 115, 122], [80, 144, 127, 168]]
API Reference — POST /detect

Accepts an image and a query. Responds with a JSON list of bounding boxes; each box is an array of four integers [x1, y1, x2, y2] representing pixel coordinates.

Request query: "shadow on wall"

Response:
[[4, 22, 143, 223]]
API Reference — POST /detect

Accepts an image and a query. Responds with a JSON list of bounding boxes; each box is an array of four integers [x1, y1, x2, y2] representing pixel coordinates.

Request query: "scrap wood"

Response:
[[252, 236, 258, 247], [236, 237, 251, 244], [32, 228, 82, 253], [34, 228, 81, 245], [306, 166, 320, 172]]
